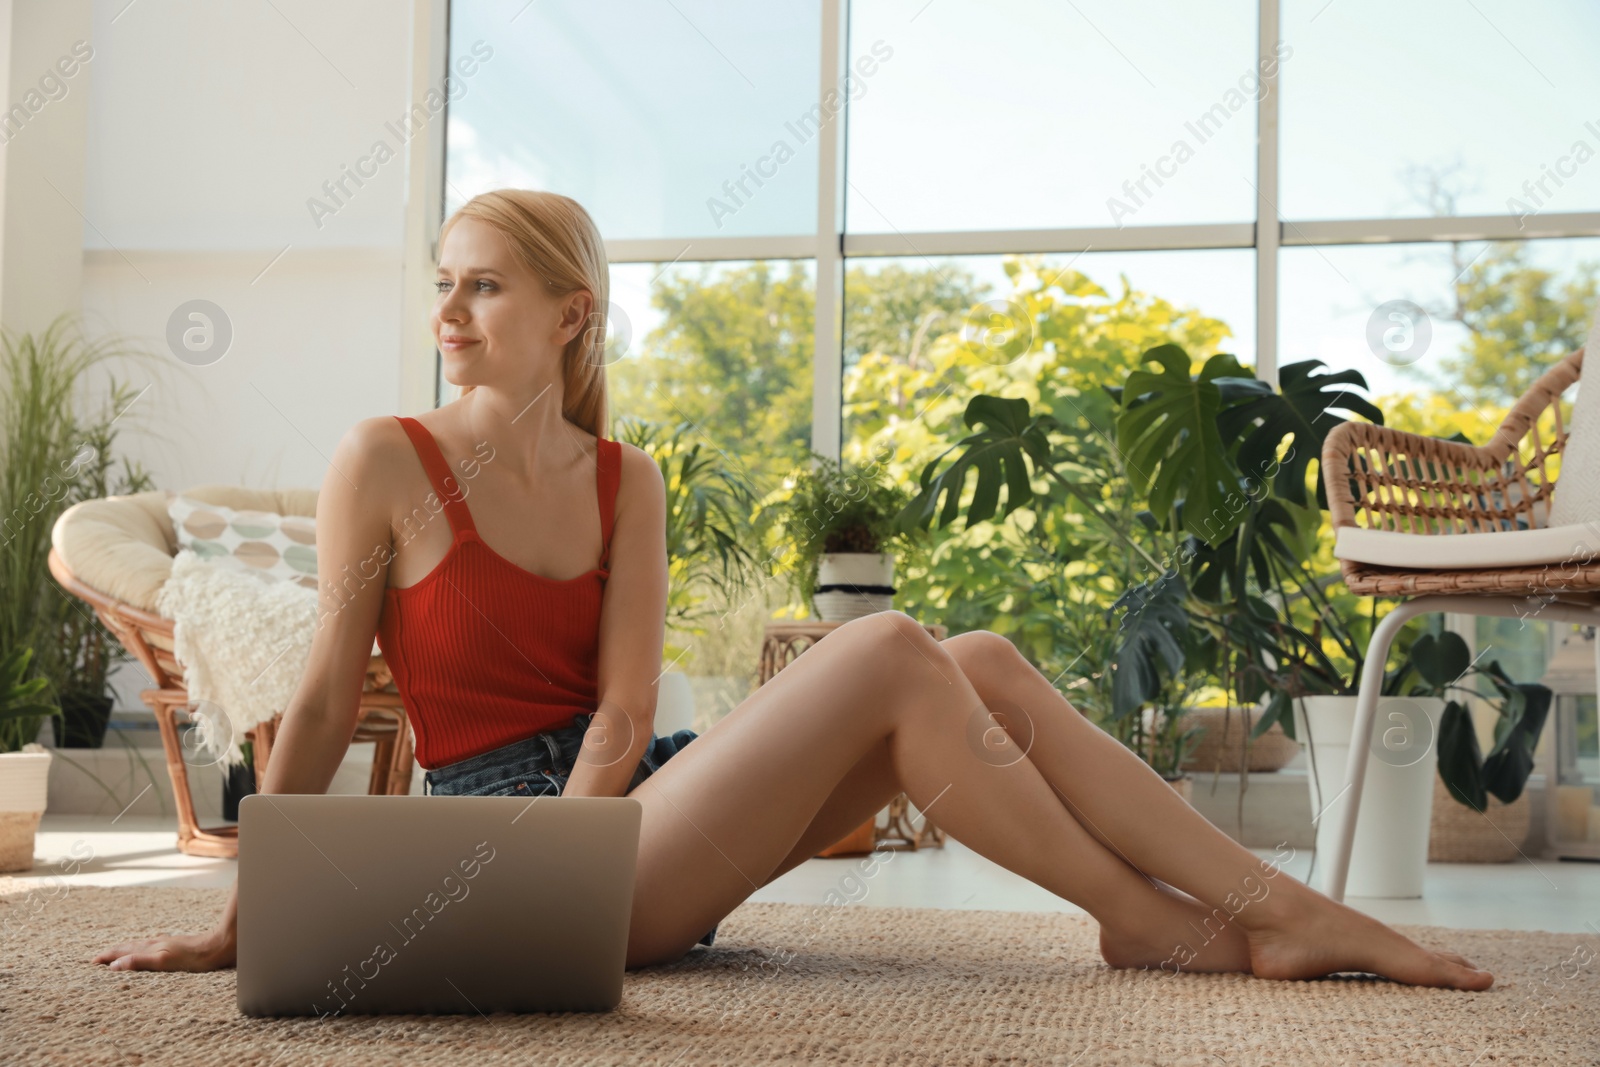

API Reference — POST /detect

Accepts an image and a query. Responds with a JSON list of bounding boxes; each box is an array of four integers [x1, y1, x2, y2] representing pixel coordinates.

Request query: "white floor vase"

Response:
[[1296, 695, 1445, 899]]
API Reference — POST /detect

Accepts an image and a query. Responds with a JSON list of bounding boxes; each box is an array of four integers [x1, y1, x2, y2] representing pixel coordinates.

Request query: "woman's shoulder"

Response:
[[334, 414, 416, 468], [611, 439, 665, 509], [324, 416, 440, 510]]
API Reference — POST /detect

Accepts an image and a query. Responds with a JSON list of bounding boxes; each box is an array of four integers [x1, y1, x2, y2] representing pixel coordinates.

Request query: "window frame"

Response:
[[410, 0, 1600, 455]]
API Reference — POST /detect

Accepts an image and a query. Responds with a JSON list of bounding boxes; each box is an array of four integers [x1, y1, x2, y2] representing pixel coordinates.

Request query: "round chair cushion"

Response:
[[51, 485, 317, 615]]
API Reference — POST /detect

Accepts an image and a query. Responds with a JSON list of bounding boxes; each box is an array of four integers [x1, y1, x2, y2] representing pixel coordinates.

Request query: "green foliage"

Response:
[[771, 450, 926, 613], [1389, 628, 1553, 811], [1438, 244, 1598, 407], [844, 262, 989, 365], [0, 647, 59, 741], [613, 416, 768, 662], [622, 237, 1584, 782], [899, 395, 1054, 533], [898, 339, 1398, 771], [0, 313, 154, 751], [611, 261, 815, 495], [1108, 571, 1187, 719], [1114, 347, 1269, 541], [1222, 360, 1385, 510]]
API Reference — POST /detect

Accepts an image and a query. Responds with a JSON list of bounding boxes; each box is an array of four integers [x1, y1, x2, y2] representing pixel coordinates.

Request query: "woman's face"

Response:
[[432, 216, 592, 392]]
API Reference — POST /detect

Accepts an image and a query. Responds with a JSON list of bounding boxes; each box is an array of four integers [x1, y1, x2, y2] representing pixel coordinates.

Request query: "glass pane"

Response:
[[847, 0, 1259, 231], [1279, 239, 1600, 429], [607, 259, 816, 721], [1476, 616, 1550, 697], [447, 1, 821, 239], [843, 248, 1256, 421], [1281, 0, 1600, 220], [841, 249, 1254, 650], [609, 259, 817, 485]]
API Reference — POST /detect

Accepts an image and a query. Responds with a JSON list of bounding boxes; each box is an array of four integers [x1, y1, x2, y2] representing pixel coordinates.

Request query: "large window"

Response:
[[443, 0, 1600, 711], [1280, 0, 1600, 220], [446, 0, 822, 240], [846, 0, 1259, 231]]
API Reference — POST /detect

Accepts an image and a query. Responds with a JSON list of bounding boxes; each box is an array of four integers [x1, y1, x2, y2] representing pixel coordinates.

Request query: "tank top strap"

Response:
[[393, 416, 477, 538], [597, 437, 621, 571]]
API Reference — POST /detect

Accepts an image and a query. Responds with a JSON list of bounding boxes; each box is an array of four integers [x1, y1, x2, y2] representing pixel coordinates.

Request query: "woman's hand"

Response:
[[92, 926, 236, 972]]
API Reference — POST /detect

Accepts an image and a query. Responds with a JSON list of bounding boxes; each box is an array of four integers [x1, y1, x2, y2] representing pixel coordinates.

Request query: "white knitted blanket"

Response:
[[154, 550, 319, 768]]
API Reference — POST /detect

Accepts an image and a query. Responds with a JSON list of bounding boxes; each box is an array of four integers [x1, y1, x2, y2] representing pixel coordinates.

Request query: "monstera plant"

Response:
[[892, 344, 1388, 769]]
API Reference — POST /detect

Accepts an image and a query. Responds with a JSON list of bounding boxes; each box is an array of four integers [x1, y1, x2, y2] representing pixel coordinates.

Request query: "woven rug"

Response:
[[2, 883, 1595, 1065]]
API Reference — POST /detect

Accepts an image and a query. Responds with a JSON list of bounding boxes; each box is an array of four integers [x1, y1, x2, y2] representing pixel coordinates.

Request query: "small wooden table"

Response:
[[759, 619, 948, 856]]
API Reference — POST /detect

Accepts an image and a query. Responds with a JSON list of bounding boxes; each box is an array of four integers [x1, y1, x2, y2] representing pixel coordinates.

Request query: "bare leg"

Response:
[[622, 612, 1489, 988], [623, 611, 1198, 968], [939, 630, 1493, 988]]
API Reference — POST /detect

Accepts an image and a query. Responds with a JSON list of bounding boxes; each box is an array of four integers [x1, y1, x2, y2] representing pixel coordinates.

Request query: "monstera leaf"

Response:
[[1220, 359, 1385, 509], [1114, 346, 1271, 545], [897, 395, 1055, 534], [1184, 496, 1311, 606], [1108, 571, 1189, 718]]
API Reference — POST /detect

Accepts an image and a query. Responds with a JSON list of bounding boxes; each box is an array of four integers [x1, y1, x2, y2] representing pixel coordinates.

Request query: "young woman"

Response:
[[94, 189, 1493, 988]]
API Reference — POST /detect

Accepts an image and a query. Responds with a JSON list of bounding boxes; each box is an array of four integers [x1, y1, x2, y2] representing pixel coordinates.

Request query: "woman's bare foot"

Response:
[[1244, 884, 1494, 990], [1097, 880, 1253, 974]]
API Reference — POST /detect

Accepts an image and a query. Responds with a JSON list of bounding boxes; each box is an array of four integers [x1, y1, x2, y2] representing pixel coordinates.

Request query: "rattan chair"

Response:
[[47, 489, 414, 859], [1319, 346, 1598, 901]]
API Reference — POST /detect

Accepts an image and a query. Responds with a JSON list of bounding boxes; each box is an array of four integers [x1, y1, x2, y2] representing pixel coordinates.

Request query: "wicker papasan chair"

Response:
[[47, 485, 413, 859]]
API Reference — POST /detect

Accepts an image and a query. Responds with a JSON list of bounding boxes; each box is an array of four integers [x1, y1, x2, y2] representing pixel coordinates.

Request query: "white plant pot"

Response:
[[1295, 695, 1444, 899], [654, 669, 696, 737], [814, 552, 895, 622], [0, 744, 53, 873]]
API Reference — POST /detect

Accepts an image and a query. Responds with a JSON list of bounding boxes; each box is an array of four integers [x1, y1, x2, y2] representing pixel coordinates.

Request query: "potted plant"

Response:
[[0, 646, 60, 871], [778, 449, 925, 623], [45, 402, 154, 747], [615, 417, 766, 734], [1395, 627, 1553, 863], [895, 347, 1471, 886], [3, 315, 154, 747], [892, 339, 1558, 885], [222, 739, 255, 822]]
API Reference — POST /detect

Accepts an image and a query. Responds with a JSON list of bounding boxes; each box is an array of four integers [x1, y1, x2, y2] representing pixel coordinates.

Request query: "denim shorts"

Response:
[[422, 711, 717, 948]]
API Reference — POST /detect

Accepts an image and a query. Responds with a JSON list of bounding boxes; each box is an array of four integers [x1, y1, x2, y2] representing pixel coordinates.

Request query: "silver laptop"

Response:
[[236, 793, 642, 1017]]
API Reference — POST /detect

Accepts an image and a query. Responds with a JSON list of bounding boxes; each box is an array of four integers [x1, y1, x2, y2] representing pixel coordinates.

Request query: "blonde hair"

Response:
[[439, 189, 611, 438]]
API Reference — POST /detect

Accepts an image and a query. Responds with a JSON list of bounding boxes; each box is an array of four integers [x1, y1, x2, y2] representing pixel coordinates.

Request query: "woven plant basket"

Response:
[[1428, 774, 1532, 863], [0, 811, 42, 872], [1180, 706, 1299, 774]]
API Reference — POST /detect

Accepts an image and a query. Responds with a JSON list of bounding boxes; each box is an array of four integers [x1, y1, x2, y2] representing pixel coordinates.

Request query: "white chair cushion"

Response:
[[1334, 522, 1600, 569], [1548, 308, 1600, 527], [53, 485, 318, 613]]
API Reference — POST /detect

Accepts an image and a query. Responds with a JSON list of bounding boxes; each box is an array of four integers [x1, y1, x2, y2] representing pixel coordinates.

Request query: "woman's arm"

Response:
[[564, 441, 670, 798], [92, 417, 404, 971]]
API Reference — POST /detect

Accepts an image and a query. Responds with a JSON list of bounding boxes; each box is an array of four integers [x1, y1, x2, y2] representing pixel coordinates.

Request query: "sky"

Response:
[[444, 0, 1600, 406]]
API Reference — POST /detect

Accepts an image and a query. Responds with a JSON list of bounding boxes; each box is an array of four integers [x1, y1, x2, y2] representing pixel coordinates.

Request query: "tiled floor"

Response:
[[16, 814, 1600, 936]]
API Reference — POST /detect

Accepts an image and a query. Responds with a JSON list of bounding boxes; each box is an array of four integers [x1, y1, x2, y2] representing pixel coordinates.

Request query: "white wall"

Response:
[[0, 0, 93, 338], [80, 0, 422, 490]]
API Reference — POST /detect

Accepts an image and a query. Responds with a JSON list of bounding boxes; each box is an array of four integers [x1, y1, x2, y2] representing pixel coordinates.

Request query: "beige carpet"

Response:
[[2, 882, 1595, 1066]]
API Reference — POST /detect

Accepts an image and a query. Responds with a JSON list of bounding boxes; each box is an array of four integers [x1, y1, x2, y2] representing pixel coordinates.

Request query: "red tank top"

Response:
[[375, 415, 620, 770]]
